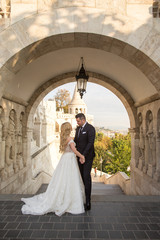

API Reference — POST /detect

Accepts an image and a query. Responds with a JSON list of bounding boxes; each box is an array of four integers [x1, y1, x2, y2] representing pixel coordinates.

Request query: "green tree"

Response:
[[54, 89, 71, 113], [106, 133, 131, 176], [93, 132, 111, 171]]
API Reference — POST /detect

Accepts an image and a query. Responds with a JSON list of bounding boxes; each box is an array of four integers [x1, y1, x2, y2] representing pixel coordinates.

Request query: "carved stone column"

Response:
[[41, 121, 47, 144], [24, 127, 33, 167], [138, 113, 145, 171], [154, 114, 160, 181], [23, 135, 28, 167], [143, 128, 149, 174], [16, 114, 24, 170], [146, 112, 156, 178], [154, 136, 160, 181], [129, 127, 139, 168], [34, 121, 42, 147], [0, 107, 6, 181], [5, 110, 16, 176]]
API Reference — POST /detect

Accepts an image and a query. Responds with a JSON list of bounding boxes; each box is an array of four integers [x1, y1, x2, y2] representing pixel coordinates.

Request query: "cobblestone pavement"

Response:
[[0, 183, 160, 240]]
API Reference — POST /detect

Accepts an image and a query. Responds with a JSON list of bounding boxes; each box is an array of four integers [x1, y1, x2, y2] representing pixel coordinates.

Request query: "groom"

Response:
[[74, 113, 95, 210]]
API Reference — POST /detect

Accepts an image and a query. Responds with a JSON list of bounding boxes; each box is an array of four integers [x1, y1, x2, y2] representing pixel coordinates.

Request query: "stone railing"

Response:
[[99, 171, 131, 195]]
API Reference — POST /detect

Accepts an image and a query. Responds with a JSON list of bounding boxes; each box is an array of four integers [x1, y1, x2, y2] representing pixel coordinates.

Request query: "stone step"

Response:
[[92, 182, 124, 196], [35, 182, 125, 196]]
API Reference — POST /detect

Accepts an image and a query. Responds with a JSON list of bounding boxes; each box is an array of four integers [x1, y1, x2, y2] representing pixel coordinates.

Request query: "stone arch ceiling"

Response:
[[4, 46, 157, 104], [0, 7, 160, 105]]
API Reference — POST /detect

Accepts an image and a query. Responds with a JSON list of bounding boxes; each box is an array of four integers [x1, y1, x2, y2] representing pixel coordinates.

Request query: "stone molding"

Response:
[[134, 93, 160, 107]]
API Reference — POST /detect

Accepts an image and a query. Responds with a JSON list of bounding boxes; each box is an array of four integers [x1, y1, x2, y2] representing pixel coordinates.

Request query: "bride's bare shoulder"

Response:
[[66, 137, 73, 143]]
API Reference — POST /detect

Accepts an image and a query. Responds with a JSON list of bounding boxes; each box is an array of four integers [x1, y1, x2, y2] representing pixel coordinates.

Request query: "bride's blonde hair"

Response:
[[59, 122, 72, 152]]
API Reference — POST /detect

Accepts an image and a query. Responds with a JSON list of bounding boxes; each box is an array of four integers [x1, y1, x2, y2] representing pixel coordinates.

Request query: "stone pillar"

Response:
[[16, 113, 24, 170], [33, 121, 42, 147], [41, 121, 47, 144], [143, 128, 149, 174], [129, 127, 139, 168], [146, 112, 156, 178], [154, 136, 160, 181], [25, 127, 33, 167], [0, 119, 5, 180], [138, 113, 145, 171], [23, 135, 27, 167], [154, 114, 160, 181], [5, 110, 17, 176]]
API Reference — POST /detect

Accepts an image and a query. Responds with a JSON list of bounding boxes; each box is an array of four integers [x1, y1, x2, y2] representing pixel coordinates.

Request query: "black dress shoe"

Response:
[[85, 202, 91, 211]]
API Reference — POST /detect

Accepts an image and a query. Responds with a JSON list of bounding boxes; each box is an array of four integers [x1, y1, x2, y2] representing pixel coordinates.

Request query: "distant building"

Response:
[[96, 127, 128, 138], [68, 85, 87, 115], [55, 84, 94, 135]]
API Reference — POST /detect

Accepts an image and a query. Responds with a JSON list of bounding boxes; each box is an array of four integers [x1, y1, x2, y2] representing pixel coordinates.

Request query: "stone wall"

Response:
[[130, 99, 160, 195], [0, 98, 27, 183], [37, 0, 127, 14], [0, 0, 156, 29], [0, 98, 59, 194]]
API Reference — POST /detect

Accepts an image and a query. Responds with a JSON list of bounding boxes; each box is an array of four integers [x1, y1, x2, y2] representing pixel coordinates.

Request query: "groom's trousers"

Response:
[[78, 158, 93, 204]]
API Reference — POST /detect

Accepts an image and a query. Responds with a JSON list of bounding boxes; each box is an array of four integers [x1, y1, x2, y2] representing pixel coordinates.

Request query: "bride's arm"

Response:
[[69, 142, 85, 161]]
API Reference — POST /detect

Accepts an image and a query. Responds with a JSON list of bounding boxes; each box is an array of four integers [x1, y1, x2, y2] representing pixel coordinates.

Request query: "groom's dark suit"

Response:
[[74, 122, 95, 205]]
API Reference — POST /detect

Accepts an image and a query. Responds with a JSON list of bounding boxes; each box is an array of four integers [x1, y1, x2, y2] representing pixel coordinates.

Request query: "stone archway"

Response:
[[0, 0, 160, 195], [1, 33, 160, 195], [1, 32, 159, 135]]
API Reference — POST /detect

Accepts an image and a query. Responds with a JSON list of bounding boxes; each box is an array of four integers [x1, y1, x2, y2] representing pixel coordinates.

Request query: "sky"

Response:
[[45, 82, 130, 130]]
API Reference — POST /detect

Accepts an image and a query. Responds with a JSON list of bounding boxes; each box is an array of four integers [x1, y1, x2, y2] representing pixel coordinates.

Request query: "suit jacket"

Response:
[[74, 122, 95, 160]]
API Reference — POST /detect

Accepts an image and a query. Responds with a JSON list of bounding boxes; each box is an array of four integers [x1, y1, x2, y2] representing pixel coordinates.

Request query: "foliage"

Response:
[[106, 133, 131, 176], [54, 89, 71, 113], [93, 132, 111, 171], [93, 132, 131, 176]]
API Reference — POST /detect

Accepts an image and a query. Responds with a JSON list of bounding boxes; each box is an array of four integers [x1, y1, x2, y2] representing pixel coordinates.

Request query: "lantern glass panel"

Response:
[[83, 80, 87, 91], [77, 78, 83, 90]]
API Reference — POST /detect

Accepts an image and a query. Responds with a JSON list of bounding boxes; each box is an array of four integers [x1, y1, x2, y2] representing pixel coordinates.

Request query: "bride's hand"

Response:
[[80, 156, 85, 164]]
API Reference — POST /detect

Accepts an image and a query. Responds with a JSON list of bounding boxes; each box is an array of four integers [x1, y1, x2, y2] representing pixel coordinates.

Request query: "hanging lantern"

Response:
[[75, 57, 89, 99]]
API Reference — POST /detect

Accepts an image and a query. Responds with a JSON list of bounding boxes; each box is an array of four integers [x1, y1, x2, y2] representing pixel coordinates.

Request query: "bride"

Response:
[[21, 122, 85, 216]]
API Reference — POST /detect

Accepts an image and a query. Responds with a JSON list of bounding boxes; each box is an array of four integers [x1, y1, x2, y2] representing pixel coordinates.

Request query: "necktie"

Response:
[[78, 127, 83, 137]]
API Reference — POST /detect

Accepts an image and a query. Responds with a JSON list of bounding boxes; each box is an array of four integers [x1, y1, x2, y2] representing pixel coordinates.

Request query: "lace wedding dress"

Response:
[[21, 140, 85, 216]]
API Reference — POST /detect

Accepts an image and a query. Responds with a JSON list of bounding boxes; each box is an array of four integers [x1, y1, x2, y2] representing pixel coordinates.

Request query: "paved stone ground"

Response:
[[0, 183, 160, 240]]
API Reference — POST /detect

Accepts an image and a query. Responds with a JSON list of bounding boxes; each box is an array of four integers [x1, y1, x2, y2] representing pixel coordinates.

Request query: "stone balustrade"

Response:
[[99, 171, 131, 195]]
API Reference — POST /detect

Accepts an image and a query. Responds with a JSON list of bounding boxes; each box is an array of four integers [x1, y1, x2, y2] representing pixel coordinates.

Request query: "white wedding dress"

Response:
[[21, 140, 85, 216]]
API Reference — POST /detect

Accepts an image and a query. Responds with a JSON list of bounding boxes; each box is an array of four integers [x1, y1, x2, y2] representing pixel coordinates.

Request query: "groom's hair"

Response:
[[75, 113, 86, 120]]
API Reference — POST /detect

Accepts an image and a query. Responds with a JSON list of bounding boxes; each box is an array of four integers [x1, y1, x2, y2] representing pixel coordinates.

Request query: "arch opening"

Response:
[[26, 72, 137, 132]]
